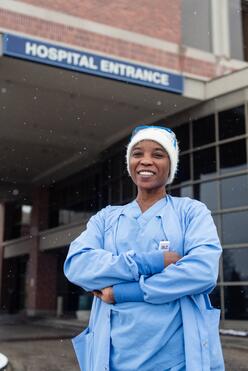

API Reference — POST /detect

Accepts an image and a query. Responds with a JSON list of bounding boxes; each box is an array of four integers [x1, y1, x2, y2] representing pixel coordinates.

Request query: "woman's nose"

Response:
[[140, 156, 152, 165]]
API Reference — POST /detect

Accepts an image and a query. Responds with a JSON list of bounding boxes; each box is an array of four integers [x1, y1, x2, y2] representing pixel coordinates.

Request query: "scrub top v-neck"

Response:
[[110, 197, 185, 371]]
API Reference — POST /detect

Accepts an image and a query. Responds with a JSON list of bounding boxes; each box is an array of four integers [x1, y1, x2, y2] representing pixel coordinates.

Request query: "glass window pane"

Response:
[[180, 185, 193, 198], [193, 115, 215, 147], [174, 154, 190, 184], [222, 211, 248, 244], [194, 181, 218, 210], [122, 176, 134, 202], [223, 248, 248, 282], [224, 286, 248, 319], [219, 139, 247, 174], [212, 214, 220, 234], [218, 105, 245, 140], [110, 153, 122, 179], [209, 286, 221, 309], [193, 147, 216, 180], [111, 180, 120, 204], [170, 188, 180, 197], [170, 186, 193, 198], [174, 123, 189, 151], [220, 174, 248, 208]]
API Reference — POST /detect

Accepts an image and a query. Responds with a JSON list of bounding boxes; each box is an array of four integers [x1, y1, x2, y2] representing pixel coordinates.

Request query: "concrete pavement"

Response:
[[0, 314, 248, 370]]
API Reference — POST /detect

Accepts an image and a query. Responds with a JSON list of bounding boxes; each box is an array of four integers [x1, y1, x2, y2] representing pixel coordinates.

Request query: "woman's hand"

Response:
[[164, 252, 181, 267], [92, 287, 115, 304]]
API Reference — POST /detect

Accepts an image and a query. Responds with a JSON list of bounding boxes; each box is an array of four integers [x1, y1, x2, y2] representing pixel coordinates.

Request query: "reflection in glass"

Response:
[[122, 176, 134, 202], [212, 214, 220, 234], [223, 248, 248, 282], [180, 186, 193, 198], [209, 285, 221, 309], [194, 181, 218, 210], [224, 286, 248, 319], [170, 186, 193, 198], [222, 211, 248, 244], [219, 139, 247, 174], [193, 147, 216, 180], [218, 105, 245, 140], [193, 114, 215, 147], [220, 174, 248, 208], [174, 154, 190, 184], [111, 180, 120, 204], [174, 123, 189, 151]]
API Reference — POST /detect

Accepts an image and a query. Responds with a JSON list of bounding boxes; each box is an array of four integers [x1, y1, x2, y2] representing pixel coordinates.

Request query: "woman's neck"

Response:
[[136, 188, 166, 213]]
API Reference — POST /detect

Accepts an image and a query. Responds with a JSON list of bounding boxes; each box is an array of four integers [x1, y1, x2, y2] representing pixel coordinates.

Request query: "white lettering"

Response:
[[100, 59, 110, 72], [36, 45, 48, 58], [142, 70, 154, 83], [152, 72, 161, 84], [71, 52, 81, 65], [89, 56, 98, 70], [118, 63, 127, 76], [48, 47, 57, 61], [25, 42, 37, 56], [134, 68, 144, 80], [160, 74, 169, 86], [125, 66, 135, 78], [57, 49, 67, 62], [108, 61, 119, 74]]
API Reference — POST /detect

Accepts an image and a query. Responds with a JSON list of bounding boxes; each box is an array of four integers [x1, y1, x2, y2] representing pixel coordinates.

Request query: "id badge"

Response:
[[159, 240, 170, 251]]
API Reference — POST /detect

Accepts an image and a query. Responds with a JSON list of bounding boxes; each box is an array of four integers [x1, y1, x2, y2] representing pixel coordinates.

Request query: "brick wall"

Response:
[[18, 0, 181, 43], [0, 9, 218, 79]]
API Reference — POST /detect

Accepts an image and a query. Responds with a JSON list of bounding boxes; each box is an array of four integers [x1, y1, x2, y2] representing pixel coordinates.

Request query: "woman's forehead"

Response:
[[132, 140, 165, 150]]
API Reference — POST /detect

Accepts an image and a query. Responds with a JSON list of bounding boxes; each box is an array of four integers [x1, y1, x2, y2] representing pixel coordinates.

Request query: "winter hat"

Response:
[[126, 125, 179, 185]]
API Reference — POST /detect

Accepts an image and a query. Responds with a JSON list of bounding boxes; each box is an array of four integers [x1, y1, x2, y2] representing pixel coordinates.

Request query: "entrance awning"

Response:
[[0, 54, 203, 201]]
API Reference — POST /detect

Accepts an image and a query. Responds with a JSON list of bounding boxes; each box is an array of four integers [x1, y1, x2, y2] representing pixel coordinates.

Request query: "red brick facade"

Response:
[[0, 1, 225, 79], [19, 0, 181, 43]]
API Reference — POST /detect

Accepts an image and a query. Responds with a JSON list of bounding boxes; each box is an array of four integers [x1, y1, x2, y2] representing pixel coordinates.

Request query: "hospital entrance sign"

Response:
[[2, 34, 184, 94]]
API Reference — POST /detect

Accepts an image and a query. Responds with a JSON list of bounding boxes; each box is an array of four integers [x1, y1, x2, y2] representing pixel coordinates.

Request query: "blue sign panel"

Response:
[[3, 33, 183, 94]]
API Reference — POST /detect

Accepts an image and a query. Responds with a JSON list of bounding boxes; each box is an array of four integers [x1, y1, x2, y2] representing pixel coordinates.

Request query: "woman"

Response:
[[64, 126, 225, 371]]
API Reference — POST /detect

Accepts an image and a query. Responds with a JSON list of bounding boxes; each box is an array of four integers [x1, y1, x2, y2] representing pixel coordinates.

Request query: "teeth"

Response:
[[139, 171, 154, 176]]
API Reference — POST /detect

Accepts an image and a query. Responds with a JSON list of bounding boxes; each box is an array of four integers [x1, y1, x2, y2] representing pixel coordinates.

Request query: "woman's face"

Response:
[[129, 140, 170, 192]]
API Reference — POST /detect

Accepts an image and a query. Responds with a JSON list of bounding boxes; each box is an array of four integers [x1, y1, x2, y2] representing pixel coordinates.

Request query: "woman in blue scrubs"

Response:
[[64, 126, 225, 371]]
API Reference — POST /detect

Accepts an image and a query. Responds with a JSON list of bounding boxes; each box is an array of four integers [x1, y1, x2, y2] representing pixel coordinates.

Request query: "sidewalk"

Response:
[[0, 313, 248, 370]]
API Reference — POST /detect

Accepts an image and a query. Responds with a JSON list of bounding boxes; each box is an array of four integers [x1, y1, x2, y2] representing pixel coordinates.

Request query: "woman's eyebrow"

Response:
[[153, 148, 166, 152]]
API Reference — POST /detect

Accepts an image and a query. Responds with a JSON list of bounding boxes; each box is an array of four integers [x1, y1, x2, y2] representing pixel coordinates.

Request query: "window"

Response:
[[194, 181, 218, 210], [223, 248, 248, 281], [218, 105, 245, 140], [193, 147, 216, 179], [224, 286, 248, 319], [193, 115, 215, 147], [219, 139, 247, 174], [220, 174, 248, 208], [222, 210, 248, 244], [174, 154, 190, 184], [174, 123, 189, 151]]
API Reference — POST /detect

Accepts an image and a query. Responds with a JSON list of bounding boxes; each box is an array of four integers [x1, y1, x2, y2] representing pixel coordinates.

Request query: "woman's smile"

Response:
[[130, 140, 170, 192]]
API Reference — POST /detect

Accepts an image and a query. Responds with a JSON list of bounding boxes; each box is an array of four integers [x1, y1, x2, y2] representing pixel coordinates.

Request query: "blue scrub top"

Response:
[[64, 195, 225, 371], [110, 198, 184, 370]]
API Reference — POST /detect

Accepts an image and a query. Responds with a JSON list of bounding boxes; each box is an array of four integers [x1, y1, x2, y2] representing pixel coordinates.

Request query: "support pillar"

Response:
[[0, 203, 5, 310], [26, 187, 57, 316]]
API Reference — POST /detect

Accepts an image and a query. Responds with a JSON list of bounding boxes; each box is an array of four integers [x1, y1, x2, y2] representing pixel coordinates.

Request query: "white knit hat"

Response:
[[126, 126, 179, 185]]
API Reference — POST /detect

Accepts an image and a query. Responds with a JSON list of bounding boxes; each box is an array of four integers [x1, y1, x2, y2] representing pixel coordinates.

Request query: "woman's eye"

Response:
[[153, 153, 164, 158], [132, 151, 142, 157]]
